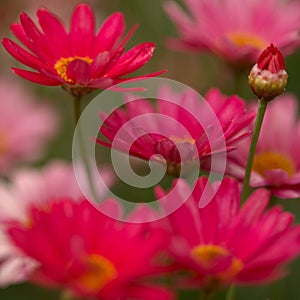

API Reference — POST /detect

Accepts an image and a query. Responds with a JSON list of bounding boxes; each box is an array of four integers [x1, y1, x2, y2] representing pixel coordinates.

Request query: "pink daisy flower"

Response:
[[164, 0, 300, 64], [227, 94, 300, 199], [0, 160, 114, 287], [0, 77, 58, 174], [2, 3, 163, 96], [5, 199, 172, 300], [98, 87, 254, 176], [156, 176, 300, 291]]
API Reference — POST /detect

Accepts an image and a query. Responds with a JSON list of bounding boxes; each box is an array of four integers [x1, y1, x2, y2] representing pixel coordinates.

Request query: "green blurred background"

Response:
[[1, 0, 300, 299]]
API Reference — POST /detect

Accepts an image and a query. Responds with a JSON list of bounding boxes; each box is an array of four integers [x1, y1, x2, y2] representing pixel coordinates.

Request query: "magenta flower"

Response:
[[227, 94, 300, 198], [156, 177, 300, 290], [165, 0, 300, 64], [0, 161, 114, 287], [98, 87, 254, 176], [6, 198, 173, 300], [0, 77, 58, 174], [2, 4, 162, 95]]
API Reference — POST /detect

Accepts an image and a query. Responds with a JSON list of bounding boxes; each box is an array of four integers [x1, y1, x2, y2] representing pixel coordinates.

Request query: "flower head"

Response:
[[98, 87, 254, 176], [0, 161, 114, 287], [2, 4, 163, 96], [6, 198, 172, 300], [156, 177, 300, 290], [248, 44, 288, 101], [164, 0, 300, 64], [0, 77, 58, 174], [227, 94, 300, 198]]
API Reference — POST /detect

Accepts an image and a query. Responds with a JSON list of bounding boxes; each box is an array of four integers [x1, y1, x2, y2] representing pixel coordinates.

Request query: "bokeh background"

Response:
[[1, 0, 300, 299]]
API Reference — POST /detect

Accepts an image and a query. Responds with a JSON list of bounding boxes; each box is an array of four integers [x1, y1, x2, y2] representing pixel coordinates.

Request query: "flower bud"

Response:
[[248, 44, 288, 101]]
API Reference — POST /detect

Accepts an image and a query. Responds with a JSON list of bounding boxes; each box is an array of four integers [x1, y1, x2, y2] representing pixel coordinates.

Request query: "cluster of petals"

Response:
[[164, 0, 300, 64], [98, 87, 254, 176], [2, 4, 162, 94], [0, 161, 173, 300], [0, 77, 58, 174], [227, 94, 300, 198], [156, 177, 300, 289]]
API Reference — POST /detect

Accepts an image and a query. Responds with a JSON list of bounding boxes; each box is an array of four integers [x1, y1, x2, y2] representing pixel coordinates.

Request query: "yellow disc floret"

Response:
[[226, 32, 267, 51], [253, 151, 295, 177], [79, 254, 117, 293]]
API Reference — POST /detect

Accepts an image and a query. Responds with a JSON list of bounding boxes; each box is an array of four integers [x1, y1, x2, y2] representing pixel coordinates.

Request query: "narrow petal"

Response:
[[10, 23, 36, 53], [37, 8, 70, 57], [93, 12, 125, 55], [70, 4, 95, 56], [89, 51, 110, 78], [2, 38, 47, 70], [65, 59, 90, 85], [11, 68, 61, 86], [107, 42, 156, 78], [20, 12, 58, 64]]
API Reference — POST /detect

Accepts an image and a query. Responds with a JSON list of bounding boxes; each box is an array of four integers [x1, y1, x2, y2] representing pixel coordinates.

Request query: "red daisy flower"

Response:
[[2, 4, 163, 96]]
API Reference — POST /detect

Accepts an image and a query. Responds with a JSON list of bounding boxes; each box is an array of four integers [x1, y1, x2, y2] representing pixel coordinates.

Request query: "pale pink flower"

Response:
[[227, 94, 300, 198], [0, 77, 58, 173], [165, 0, 300, 64], [156, 177, 300, 290]]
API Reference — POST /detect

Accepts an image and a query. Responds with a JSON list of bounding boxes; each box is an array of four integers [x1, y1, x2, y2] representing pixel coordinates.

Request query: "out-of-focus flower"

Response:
[[2, 4, 163, 96], [164, 0, 300, 64], [98, 87, 254, 176], [3, 199, 172, 299], [156, 177, 300, 291], [227, 94, 300, 198], [0, 161, 114, 287], [249, 44, 288, 101], [0, 77, 58, 174]]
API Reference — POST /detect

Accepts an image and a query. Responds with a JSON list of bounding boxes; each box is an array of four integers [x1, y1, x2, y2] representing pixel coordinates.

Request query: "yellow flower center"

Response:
[[79, 254, 117, 293], [191, 244, 243, 280], [226, 32, 267, 51], [54, 56, 93, 83], [253, 151, 295, 177], [0, 130, 7, 157], [170, 135, 195, 144]]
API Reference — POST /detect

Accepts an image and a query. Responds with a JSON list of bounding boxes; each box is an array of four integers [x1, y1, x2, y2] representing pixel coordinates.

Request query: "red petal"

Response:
[[10, 23, 36, 53], [37, 8, 70, 57], [12, 68, 61, 86], [93, 12, 125, 55], [65, 59, 90, 85], [20, 12, 58, 64], [107, 42, 155, 78], [2, 38, 47, 70], [70, 4, 95, 56]]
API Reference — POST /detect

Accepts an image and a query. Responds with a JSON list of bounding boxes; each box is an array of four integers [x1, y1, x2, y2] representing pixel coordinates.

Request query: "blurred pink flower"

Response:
[[227, 94, 300, 198], [5, 199, 172, 299], [98, 87, 254, 176], [2, 3, 163, 96], [0, 78, 58, 174], [165, 0, 300, 64], [0, 160, 115, 287], [156, 177, 300, 290]]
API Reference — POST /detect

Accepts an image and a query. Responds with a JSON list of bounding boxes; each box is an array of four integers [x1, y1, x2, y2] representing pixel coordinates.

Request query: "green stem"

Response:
[[241, 99, 268, 202], [226, 285, 236, 300], [73, 95, 98, 202]]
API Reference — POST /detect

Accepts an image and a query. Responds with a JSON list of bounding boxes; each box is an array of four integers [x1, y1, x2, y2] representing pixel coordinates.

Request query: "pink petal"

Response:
[[70, 4, 95, 56], [90, 51, 110, 78]]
